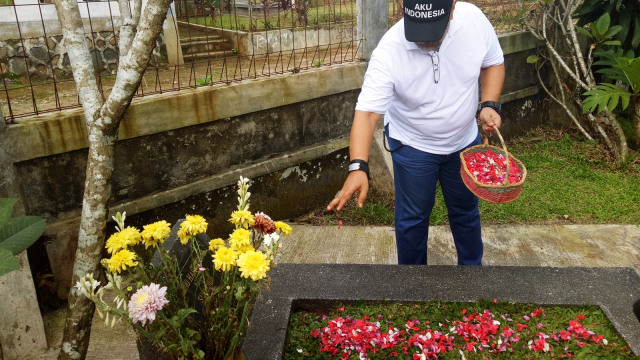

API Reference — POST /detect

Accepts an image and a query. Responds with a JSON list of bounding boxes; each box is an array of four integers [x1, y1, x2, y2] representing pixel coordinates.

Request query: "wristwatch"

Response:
[[480, 101, 502, 114], [348, 159, 370, 179]]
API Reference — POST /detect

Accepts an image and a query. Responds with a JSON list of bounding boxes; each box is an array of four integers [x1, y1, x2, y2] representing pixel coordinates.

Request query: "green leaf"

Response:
[[613, 58, 640, 93], [583, 83, 632, 113], [633, 16, 640, 50], [0, 248, 20, 276], [526, 55, 540, 64], [615, 0, 623, 11], [575, 26, 593, 40], [0, 216, 46, 255], [604, 25, 623, 39], [603, 40, 621, 46], [0, 198, 18, 229], [235, 285, 245, 301], [595, 13, 611, 36]]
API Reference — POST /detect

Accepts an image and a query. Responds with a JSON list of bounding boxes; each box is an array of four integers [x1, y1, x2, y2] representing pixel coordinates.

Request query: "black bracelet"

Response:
[[348, 159, 370, 179]]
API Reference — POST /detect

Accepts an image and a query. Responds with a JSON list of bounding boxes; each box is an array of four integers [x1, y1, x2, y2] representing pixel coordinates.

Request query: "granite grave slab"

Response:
[[243, 264, 640, 359]]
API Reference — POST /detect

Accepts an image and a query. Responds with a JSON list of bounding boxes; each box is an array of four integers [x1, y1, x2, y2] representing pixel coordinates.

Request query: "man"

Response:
[[326, 0, 505, 265]]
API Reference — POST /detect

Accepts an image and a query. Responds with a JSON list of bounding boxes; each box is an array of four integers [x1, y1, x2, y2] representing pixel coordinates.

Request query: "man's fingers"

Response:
[[357, 191, 368, 208], [327, 192, 350, 211], [327, 197, 342, 211], [326, 172, 369, 211]]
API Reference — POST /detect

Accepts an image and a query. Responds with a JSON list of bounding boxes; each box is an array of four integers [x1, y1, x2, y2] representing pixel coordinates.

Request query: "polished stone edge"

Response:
[[243, 264, 640, 359]]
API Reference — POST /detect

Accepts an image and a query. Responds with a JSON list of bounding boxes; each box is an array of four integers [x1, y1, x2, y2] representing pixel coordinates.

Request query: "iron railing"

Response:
[[0, 0, 524, 121]]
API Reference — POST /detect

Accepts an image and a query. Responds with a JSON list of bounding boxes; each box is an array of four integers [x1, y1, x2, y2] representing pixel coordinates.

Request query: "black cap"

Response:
[[403, 0, 453, 43]]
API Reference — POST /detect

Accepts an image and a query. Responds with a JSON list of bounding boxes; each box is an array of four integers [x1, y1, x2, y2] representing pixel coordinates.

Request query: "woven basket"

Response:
[[460, 128, 527, 204]]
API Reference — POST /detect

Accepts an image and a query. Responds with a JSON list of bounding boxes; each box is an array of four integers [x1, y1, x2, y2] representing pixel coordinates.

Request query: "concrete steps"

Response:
[[180, 35, 234, 62]]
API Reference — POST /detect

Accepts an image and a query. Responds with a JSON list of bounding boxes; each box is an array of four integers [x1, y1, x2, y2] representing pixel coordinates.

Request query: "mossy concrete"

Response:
[[277, 224, 640, 272], [245, 264, 640, 359]]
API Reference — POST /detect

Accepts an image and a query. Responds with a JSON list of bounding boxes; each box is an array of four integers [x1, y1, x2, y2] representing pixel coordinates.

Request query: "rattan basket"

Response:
[[460, 128, 527, 204]]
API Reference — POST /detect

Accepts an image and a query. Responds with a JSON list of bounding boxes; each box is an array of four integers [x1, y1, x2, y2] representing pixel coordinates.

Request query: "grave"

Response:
[[243, 264, 640, 359]]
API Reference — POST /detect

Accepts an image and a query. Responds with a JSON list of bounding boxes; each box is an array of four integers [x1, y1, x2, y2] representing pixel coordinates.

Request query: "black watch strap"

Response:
[[480, 101, 502, 114], [348, 159, 370, 179]]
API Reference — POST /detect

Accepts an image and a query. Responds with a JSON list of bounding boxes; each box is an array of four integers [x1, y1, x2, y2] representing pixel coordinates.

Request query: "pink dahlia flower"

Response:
[[128, 283, 169, 325]]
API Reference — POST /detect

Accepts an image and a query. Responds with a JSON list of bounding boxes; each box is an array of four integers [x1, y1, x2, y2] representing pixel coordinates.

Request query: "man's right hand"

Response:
[[326, 171, 369, 211]]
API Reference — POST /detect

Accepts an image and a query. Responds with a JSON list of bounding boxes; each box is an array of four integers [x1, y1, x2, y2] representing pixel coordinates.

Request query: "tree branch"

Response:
[[132, 0, 143, 27], [544, 40, 590, 90], [566, 2, 593, 86], [118, 0, 135, 59], [537, 57, 593, 140], [53, 0, 103, 123], [103, 0, 173, 126]]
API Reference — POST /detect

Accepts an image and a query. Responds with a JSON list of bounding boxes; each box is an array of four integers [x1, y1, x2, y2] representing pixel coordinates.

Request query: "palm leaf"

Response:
[[583, 83, 631, 113], [613, 58, 640, 94]]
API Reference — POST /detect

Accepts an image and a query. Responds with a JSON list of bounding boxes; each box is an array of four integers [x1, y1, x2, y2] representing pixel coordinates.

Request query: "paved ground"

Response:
[[34, 223, 640, 360]]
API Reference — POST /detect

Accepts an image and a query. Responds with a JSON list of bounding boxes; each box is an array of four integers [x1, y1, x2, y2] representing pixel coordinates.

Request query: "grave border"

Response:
[[243, 264, 640, 359]]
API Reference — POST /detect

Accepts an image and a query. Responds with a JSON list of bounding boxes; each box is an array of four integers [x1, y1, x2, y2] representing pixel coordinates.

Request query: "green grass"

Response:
[[188, 3, 356, 31], [284, 300, 639, 359], [299, 128, 640, 226]]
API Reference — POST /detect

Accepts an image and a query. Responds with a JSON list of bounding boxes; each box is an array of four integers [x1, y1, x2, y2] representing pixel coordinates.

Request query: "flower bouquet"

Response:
[[75, 176, 292, 359]]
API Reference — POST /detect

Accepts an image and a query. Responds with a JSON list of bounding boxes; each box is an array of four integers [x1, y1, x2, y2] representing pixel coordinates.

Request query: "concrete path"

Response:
[[277, 224, 640, 272], [34, 224, 640, 359]]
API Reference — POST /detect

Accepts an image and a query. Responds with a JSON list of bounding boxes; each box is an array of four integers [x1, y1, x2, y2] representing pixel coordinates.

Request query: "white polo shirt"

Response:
[[355, 2, 504, 154]]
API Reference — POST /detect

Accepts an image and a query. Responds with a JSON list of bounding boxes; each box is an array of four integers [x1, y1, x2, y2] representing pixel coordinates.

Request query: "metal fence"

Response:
[[0, 0, 523, 121]]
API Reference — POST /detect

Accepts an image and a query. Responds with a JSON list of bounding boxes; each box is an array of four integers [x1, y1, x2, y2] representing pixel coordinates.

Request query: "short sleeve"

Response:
[[480, 15, 504, 68], [355, 46, 395, 115]]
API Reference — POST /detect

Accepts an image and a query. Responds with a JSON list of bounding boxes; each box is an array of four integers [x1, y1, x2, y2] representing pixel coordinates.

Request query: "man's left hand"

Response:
[[479, 107, 502, 134]]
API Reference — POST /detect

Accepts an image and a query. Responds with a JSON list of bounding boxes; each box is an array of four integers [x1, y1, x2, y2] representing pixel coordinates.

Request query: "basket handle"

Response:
[[483, 127, 510, 186]]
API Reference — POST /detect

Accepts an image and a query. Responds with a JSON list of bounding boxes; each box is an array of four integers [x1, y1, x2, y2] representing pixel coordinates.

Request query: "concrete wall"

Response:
[[178, 21, 356, 57], [2, 31, 548, 298]]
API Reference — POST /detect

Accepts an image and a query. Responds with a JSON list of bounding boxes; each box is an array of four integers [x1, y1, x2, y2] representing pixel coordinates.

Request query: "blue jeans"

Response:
[[386, 128, 482, 265]]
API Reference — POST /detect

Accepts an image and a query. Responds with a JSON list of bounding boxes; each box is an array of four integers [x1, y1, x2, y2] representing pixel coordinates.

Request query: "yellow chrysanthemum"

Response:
[[105, 249, 138, 274], [177, 227, 190, 245], [182, 215, 208, 234], [120, 226, 142, 246], [141, 221, 171, 248], [105, 227, 142, 254], [212, 246, 237, 272], [236, 250, 270, 281], [229, 228, 251, 251], [229, 210, 255, 229], [275, 221, 292, 236], [177, 215, 207, 245], [209, 238, 226, 252], [235, 243, 255, 254], [105, 232, 128, 255]]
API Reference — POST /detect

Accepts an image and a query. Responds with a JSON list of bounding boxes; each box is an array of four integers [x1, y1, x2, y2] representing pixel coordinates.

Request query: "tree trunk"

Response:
[[54, 0, 173, 358], [58, 127, 117, 359], [594, 111, 628, 164]]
